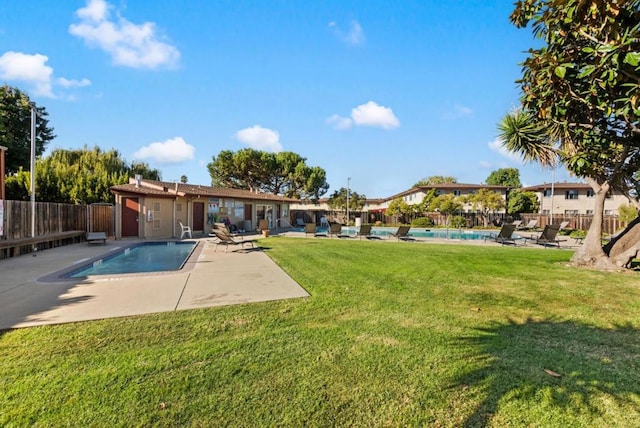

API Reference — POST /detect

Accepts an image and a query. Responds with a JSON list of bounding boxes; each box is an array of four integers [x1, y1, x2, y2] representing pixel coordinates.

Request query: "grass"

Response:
[[2, 237, 640, 427]]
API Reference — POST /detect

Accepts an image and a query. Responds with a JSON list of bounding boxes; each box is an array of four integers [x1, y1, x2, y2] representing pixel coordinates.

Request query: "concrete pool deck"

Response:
[[0, 237, 309, 330], [0, 230, 577, 330]]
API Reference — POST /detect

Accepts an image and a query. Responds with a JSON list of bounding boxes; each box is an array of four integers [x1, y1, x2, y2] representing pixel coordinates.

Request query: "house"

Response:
[[110, 177, 296, 239], [375, 183, 509, 213], [290, 183, 509, 225], [522, 182, 630, 216]]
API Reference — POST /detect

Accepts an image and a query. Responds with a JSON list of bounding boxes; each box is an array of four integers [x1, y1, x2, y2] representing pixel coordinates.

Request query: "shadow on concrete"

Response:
[[453, 318, 640, 426]]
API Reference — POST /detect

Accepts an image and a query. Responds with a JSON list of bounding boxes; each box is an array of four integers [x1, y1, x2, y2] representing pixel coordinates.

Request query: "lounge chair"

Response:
[[511, 220, 522, 228], [295, 218, 306, 228], [305, 223, 326, 237], [356, 224, 377, 240], [86, 231, 106, 245], [558, 221, 570, 231], [327, 222, 349, 238], [534, 224, 566, 247], [484, 223, 518, 245], [389, 225, 415, 241], [518, 220, 538, 230], [213, 222, 229, 232], [179, 222, 192, 239], [209, 228, 255, 252]]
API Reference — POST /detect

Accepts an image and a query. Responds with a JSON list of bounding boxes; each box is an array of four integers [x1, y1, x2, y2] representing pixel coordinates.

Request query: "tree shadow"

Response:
[[453, 318, 640, 426]]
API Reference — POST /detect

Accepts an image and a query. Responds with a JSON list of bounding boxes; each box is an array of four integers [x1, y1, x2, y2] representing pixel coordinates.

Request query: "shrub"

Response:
[[411, 217, 434, 227], [449, 216, 466, 228]]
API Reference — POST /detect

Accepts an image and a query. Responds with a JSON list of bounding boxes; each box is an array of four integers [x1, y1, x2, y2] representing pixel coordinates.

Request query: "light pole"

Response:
[[549, 168, 555, 226], [30, 103, 36, 241], [346, 177, 351, 225]]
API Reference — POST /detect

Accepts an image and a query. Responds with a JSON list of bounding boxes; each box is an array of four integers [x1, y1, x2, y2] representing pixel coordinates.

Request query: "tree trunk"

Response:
[[603, 216, 640, 268], [570, 180, 620, 270]]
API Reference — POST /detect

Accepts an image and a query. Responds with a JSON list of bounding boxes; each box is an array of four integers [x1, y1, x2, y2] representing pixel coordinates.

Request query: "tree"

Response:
[[207, 149, 329, 200], [499, 0, 640, 269], [467, 188, 505, 227], [4, 167, 30, 201], [507, 189, 539, 215], [429, 194, 463, 226], [386, 197, 411, 224], [180, 175, 188, 183], [0, 85, 55, 174], [6, 146, 161, 204], [618, 204, 639, 225], [486, 168, 522, 188], [414, 176, 457, 186], [327, 187, 366, 223]]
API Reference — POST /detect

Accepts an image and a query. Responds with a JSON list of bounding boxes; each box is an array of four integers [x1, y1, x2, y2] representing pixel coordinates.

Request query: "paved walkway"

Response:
[[0, 237, 309, 330]]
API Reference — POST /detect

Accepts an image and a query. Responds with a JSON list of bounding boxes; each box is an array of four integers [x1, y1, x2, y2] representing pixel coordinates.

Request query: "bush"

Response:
[[411, 217, 434, 227], [570, 229, 587, 239], [449, 216, 466, 228]]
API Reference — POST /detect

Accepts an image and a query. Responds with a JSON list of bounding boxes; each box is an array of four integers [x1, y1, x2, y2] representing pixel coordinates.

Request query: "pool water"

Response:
[[339, 227, 515, 240], [67, 241, 197, 277]]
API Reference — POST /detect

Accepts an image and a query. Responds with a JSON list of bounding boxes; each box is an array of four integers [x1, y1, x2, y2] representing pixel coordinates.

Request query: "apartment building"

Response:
[[522, 182, 629, 216]]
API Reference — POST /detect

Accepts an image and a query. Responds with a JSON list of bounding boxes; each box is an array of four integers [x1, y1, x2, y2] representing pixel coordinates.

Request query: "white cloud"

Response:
[[0, 51, 91, 98], [488, 138, 524, 164], [351, 101, 400, 129], [453, 104, 473, 117], [56, 77, 92, 88], [442, 103, 473, 120], [234, 125, 283, 152], [327, 101, 400, 131], [0, 51, 53, 97], [326, 114, 352, 130], [69, 0, 180, 69], [132, 137, 195, 164], [329, 20, 365, 46], [479, 160, 492, 169]]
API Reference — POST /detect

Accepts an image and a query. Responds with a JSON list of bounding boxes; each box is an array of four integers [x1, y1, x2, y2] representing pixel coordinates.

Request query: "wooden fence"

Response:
[[367, 211, 624, 235], [0, 200, 115, 259]]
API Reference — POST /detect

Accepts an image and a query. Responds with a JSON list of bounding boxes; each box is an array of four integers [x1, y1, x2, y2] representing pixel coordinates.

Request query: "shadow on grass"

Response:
[[455, 318, 640, 426]]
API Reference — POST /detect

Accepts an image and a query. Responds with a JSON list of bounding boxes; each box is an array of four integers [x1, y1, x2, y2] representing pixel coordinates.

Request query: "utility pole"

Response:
[[346, 177, 351, 225], [30, 103, 36, 240]]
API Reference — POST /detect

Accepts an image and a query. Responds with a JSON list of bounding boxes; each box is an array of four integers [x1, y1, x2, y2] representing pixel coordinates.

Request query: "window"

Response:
[[153, 202, 161, 212], [467, 190, 476, 195], [586, 190, 595, 197], [176, 203, 183, 212], [542, 209, 550, 214], [565, 190, 579, 200], [586, 210, 593, 215], [453, 190, 461, 196], [605, 210, 614, 215], [543, 189, 552, 197], [564, 210, 578, 215]]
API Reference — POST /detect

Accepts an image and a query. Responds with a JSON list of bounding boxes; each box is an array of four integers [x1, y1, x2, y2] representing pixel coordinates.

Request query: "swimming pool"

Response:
[[66, 241, 197, 278], [339, 227, 516, 240]]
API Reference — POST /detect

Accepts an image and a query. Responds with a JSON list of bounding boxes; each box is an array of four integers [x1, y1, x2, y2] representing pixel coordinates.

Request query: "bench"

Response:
[[87, 231, 107, 244], [0, 230, 86, 259]]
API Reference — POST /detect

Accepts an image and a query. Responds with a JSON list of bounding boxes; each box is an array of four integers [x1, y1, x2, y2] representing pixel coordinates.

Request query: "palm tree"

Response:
[[497, 110, 625, 270]]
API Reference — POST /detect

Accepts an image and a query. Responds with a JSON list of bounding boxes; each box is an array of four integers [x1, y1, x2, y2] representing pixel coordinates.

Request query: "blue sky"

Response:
[[1, 0, 574, 198]]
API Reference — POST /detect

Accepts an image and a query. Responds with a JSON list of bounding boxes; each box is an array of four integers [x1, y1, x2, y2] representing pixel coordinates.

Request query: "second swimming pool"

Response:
[[339, 227, 512, 240]]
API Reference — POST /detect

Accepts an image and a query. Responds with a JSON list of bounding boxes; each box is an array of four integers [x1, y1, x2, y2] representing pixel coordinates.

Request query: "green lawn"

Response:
[[2, 238, 640, 427]]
